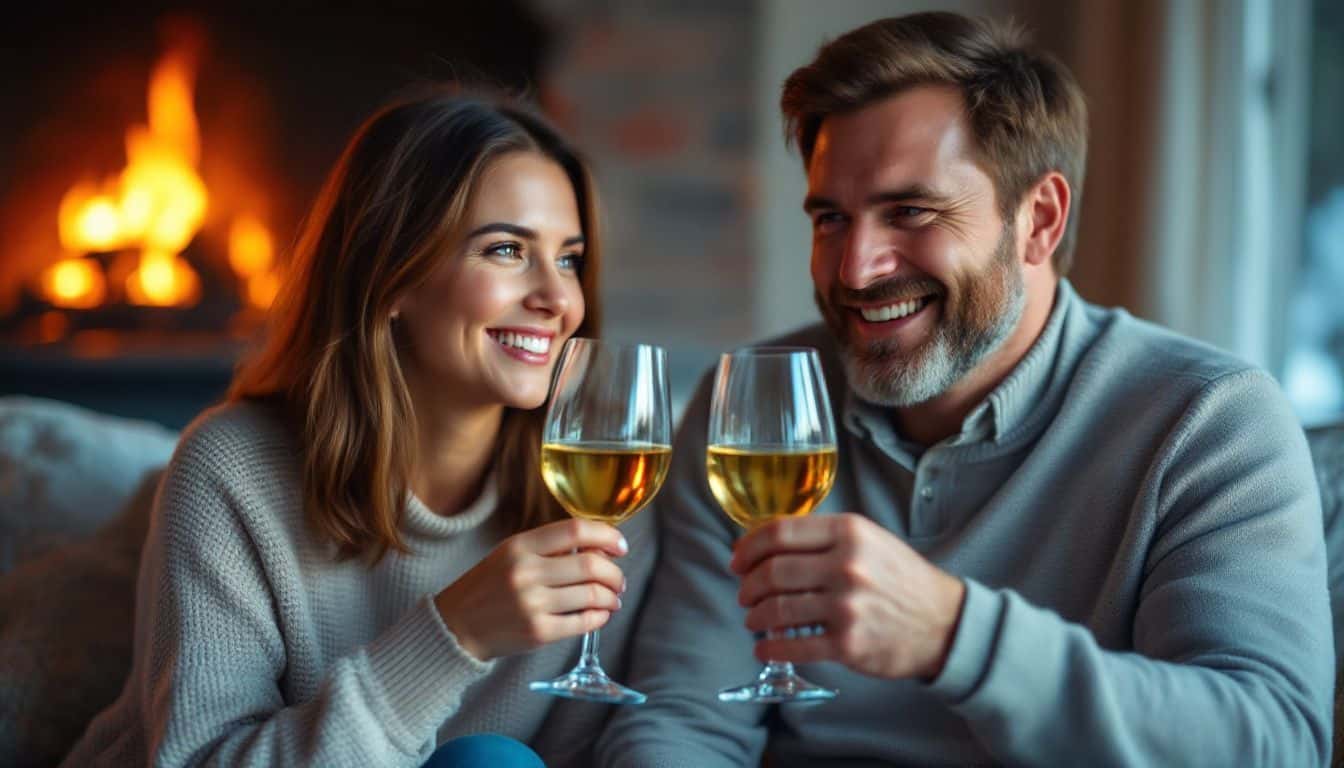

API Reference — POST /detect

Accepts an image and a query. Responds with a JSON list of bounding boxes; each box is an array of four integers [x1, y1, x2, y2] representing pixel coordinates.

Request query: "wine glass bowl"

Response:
[[529, 338, 671, 705], [706, 346, 840, 704]]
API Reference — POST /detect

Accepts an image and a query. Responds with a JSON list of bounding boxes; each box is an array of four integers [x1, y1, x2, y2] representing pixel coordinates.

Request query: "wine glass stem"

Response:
[[577, 628, 602, 672]]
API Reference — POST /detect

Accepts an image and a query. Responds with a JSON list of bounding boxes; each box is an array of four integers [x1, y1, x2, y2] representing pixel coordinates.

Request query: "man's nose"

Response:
[[838, 222, 900, 290]]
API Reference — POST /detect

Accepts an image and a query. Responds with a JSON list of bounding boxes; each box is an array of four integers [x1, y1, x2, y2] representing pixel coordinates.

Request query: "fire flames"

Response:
[[38, 43, 278, 314]]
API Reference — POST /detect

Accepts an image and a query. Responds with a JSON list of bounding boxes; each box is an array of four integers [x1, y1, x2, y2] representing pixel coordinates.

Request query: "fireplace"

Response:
[[0, 3, 555, 427]]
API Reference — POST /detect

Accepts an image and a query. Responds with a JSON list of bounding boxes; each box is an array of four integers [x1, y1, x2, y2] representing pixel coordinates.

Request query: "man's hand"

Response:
[[731, 513, 966, 681]]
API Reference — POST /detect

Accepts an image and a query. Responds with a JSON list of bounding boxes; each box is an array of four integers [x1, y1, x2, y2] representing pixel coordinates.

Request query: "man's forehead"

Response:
[[807, 86, 979, 197]]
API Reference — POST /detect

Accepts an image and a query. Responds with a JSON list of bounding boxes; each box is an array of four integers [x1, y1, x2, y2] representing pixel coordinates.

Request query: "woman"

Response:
[[62, 91, 653, 768]]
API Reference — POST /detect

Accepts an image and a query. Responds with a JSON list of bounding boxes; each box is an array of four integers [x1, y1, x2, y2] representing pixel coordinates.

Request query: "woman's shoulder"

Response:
[[174, 399, 295, 465], [155, 399, 308, 546], [164, 399, 301, 503]]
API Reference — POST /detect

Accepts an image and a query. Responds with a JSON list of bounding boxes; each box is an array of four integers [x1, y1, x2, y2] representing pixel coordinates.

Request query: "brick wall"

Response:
[[538, 0, 758, 411]]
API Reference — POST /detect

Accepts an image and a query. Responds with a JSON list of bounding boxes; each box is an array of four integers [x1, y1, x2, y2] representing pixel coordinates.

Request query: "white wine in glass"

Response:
[[707, 346, 840, 704], [530, 338, 671, 705], [542, 442, 671, 525]]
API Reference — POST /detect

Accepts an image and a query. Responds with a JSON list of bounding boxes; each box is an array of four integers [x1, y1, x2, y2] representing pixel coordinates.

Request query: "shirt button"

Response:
[[919, 486, 934, 501]]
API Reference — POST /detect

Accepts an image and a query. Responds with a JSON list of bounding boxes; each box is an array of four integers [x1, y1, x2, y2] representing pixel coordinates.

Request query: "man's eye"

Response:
[[889, 206, 932, 223], [812, 212, 845, 233]]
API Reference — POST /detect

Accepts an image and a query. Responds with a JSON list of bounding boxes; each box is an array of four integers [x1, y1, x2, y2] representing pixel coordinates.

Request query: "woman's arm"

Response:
[[128, 444, 494, 767]]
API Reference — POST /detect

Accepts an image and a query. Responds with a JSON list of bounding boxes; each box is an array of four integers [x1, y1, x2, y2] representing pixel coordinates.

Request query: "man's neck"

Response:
[[895, 279, 1058, 446]]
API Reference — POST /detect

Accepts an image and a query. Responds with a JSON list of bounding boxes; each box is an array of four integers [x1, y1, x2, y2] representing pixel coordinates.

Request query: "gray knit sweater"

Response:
[[599, 280, 1333, 766], [61, 401, 656, 767]]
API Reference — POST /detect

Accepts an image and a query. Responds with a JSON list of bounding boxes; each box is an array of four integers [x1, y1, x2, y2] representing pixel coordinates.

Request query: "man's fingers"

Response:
[[730, 515, 844, 574], [518, 518, 629, 557], [744, 591, 828, 633], [754, 631, 834, 665], [737, 553, 829, 606]]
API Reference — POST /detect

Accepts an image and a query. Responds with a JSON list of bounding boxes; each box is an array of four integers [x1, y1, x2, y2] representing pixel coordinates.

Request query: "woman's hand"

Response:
[[434, 519, 629, 661]]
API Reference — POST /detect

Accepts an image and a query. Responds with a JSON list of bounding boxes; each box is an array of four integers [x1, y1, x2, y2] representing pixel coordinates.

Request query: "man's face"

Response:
[[806, 85, 1026, 407]]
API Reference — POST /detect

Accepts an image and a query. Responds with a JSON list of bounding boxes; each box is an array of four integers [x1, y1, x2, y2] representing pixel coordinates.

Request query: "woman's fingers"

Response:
[[540, 609, 612, 641], [518, 519, 629, 557], [538, 583, 623, 614], [540, 551, 626, 593]]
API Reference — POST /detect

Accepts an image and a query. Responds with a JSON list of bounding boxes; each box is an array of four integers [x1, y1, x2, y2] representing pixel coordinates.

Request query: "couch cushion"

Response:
[[0, 396, 177, 573], [0, 468, 158, 767]]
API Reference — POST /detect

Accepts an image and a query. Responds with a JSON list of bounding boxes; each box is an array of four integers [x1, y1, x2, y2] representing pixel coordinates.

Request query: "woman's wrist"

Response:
[[434, 590, 488, 661]]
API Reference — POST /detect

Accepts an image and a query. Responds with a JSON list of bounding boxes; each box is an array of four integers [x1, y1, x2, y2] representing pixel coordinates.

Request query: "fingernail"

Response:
[[620, 577, 627, 594], [615, 597, 623, 610], [617, 535, 629, 554]]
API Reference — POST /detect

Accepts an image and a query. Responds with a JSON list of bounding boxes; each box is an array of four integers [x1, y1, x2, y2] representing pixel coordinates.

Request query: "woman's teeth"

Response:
[[860, 296, 932, 322], [490, 331, 550, 354]]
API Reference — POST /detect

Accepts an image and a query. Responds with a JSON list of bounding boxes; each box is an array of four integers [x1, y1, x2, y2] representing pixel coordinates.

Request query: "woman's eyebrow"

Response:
[[466, 223, 585, 248], [466, 222, 537, 239]]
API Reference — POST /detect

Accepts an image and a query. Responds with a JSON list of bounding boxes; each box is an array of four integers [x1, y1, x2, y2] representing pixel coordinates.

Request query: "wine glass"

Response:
[[706, 346, 839, 704], [529, 338, 672, 704]]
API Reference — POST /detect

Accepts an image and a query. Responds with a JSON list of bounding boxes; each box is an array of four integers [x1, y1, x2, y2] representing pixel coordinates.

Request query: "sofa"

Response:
[[1, 396, 1341, 767]]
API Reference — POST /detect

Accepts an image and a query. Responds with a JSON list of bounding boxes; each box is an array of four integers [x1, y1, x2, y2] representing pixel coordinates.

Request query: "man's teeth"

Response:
[[860, 297, 931, 323], [493, 331, 550, 354]]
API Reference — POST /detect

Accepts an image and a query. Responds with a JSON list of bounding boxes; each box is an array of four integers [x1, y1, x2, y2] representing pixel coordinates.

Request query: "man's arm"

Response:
[[940, 369, 1332, 764], [736, 368, 1334, 765], [595, 375, 769, 768]]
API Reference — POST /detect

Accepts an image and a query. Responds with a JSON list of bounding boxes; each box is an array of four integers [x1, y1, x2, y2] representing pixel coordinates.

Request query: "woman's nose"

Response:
[[524, 262, 573, 316]]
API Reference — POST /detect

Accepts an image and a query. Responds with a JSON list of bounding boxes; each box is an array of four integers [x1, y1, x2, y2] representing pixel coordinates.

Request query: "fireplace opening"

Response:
[[1, 2, 556, 426]]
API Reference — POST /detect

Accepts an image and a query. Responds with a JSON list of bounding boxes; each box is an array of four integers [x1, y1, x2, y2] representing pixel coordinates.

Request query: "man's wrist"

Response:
[[921, 574, 967, 681]]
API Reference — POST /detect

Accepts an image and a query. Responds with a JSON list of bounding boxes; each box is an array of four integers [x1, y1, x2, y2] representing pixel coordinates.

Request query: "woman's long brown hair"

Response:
[[229, 91, 602, 562]]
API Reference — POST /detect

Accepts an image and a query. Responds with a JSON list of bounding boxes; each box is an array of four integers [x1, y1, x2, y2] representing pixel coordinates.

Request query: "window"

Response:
[[1282, 0, 1344, 425]]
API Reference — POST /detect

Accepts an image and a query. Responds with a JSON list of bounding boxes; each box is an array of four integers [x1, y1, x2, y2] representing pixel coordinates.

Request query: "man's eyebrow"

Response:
[[868, 184, 954, 206], [803, 185, 954, 214], [802, 195, 837, 214]]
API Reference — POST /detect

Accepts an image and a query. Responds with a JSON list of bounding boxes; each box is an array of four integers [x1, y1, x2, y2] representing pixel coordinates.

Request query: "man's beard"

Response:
[[816, 223, 1026, 407]]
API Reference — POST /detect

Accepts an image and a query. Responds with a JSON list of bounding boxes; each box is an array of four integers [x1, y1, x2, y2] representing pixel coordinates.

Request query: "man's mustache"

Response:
[[830, 276, 945, 306]]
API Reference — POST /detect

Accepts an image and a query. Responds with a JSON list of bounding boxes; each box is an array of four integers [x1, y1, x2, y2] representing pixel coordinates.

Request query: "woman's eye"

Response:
[[485, 242, 523, 260], [558, 253, 585, 273]]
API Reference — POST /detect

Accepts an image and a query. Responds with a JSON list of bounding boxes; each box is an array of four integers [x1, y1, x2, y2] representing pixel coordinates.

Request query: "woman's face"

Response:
[[395, 151, 587, 412]]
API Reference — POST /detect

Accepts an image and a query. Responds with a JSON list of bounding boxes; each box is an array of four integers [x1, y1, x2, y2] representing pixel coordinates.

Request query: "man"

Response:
[[597, 11, 1333, 767]]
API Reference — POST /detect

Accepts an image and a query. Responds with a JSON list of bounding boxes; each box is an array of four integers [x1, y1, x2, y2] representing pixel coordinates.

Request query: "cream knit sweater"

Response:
[[62, 401, 656, 767]]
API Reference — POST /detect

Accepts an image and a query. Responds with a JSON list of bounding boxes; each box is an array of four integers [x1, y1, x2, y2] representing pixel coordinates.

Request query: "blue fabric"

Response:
[[422, 734, 545, 768]]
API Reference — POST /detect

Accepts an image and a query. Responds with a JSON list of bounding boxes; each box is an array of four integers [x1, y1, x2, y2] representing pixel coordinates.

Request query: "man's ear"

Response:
[[1019, 171, 1070, 268]]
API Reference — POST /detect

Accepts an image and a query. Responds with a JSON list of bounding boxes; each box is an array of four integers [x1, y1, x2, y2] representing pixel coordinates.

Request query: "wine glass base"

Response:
[[717, 669, 837, 704], [530, 670, 647, 705]]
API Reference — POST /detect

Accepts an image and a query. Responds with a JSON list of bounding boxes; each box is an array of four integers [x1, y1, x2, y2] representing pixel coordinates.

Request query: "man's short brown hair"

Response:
[[781, 12, 1088, 274]]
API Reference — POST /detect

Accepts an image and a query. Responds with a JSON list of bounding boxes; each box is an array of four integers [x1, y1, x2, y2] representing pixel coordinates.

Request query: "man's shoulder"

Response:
[[1075, 299, 1259, 391]]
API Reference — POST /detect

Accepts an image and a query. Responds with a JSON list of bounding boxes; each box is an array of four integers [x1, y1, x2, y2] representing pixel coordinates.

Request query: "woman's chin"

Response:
[[501, 390, 549, 412]]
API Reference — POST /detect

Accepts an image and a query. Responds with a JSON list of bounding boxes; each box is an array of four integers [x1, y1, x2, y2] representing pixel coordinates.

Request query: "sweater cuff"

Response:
[[362, 595, 495, 749], [926, 578, 1005, 703]]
